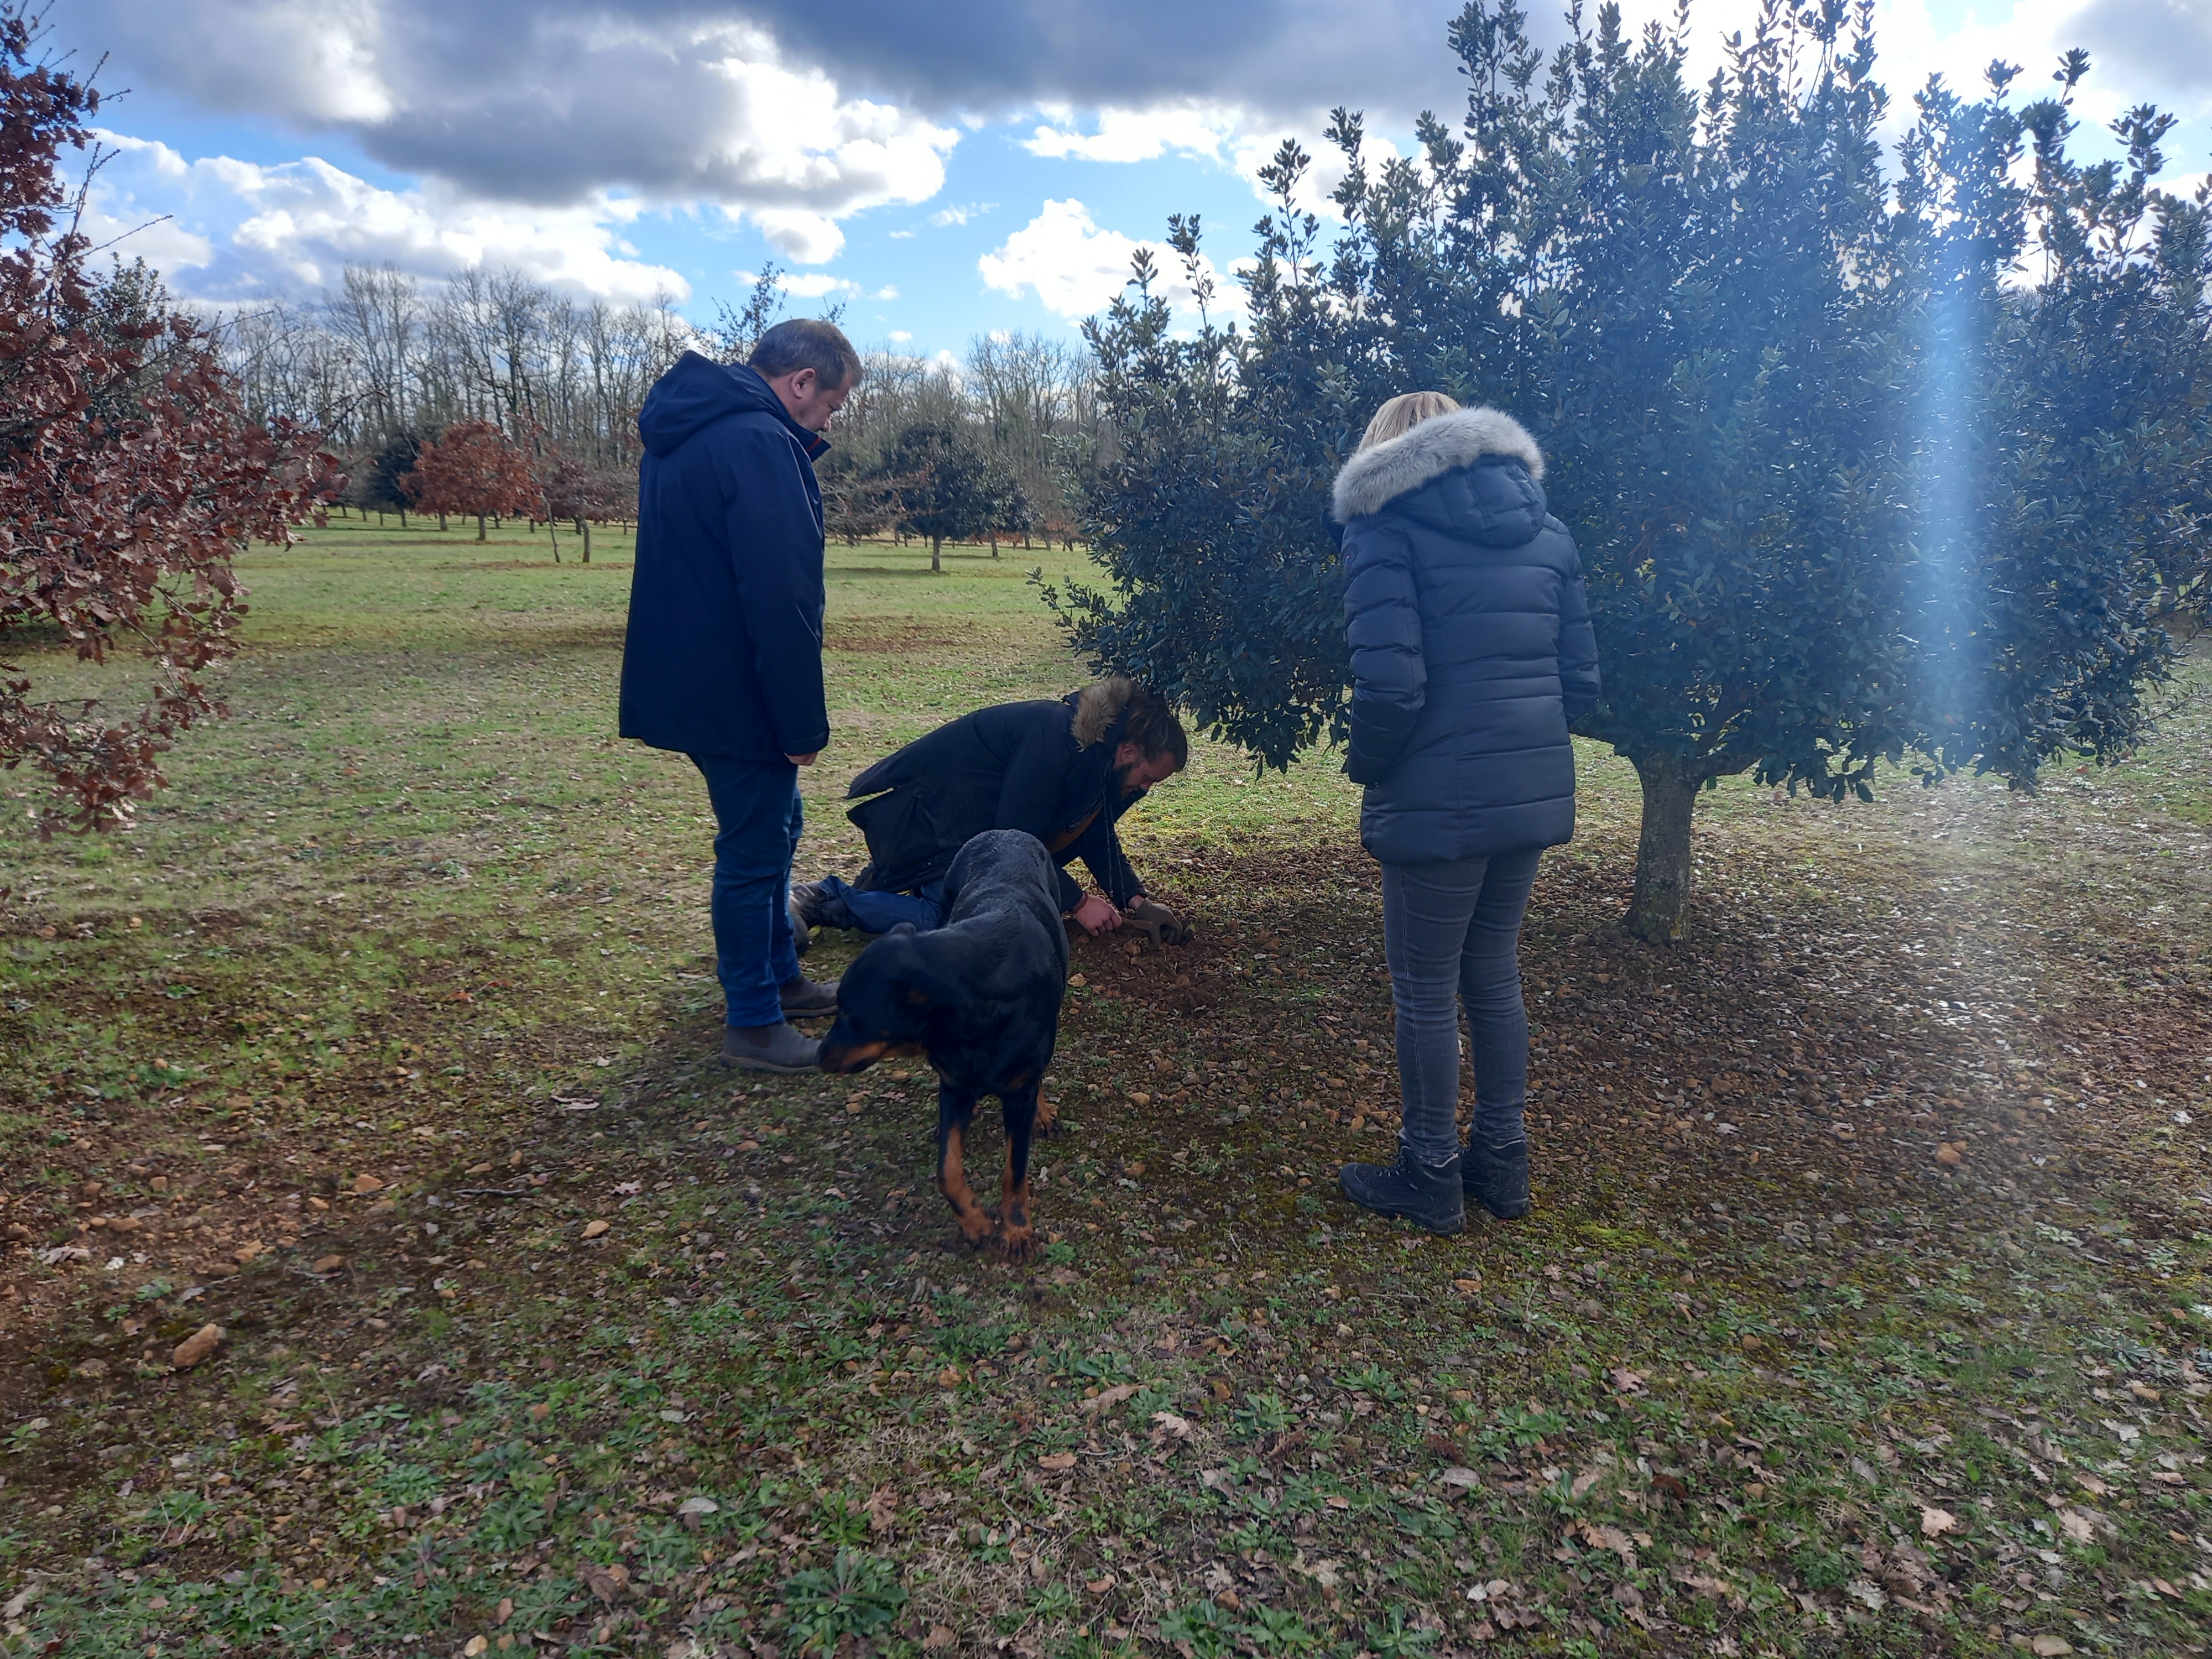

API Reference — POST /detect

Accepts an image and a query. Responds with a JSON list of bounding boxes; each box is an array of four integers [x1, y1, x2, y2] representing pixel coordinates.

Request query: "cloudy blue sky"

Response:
[[53, 0, 2212, 357]]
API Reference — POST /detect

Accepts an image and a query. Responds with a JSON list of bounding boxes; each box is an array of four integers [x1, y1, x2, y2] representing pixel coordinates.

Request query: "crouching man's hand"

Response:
[[1072, 894, 1123, 936], [1124, 898, 1190, 945]]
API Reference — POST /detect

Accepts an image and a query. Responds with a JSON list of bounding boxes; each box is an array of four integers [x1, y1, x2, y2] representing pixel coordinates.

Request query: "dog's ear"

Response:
[[884, 922, 919, 940], [889, 934, 959, 1011]]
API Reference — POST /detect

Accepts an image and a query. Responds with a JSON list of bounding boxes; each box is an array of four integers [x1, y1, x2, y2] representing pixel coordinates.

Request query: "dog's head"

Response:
[[817, 925, 949, 1075]]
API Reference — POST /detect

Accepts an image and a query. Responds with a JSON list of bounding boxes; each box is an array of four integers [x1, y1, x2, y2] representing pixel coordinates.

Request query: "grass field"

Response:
[[1, 513, 2208, 1659]]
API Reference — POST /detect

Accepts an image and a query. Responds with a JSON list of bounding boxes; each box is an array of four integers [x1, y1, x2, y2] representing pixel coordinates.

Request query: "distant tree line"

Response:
[[209, 264, 1108, 565]]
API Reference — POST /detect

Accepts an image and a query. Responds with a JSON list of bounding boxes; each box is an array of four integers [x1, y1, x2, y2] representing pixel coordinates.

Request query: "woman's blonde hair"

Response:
[[1357, 390, 1461, 453]]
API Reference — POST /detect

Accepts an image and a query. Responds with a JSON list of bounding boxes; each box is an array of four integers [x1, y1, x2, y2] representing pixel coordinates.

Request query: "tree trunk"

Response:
[[476, 513, 487, 542], [1624, 752, 1703, 942], [376, 509, 384, 526], [549, 523, 561, 562], [989, 530, 999, 558], [578, 517, 590, 563], [931, 536, 942, 573], [438, 512, 448, 532], [398, 507, 408, 529]]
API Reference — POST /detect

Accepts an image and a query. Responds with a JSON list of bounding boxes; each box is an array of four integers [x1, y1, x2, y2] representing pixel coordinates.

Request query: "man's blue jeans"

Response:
[[1381, 849, 1544, 1163], [811, 873, 945, 934], [691, 754, 802, 1029]]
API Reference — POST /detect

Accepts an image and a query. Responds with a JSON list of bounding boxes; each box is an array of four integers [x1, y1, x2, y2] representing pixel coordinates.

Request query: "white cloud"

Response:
[[998, 2, 2211, 233], [979, 199, 1240, 322], [1025, 103, 1239, 164], [748, 208, 843, 264], [886, 328, 913, 342], [66, 1, 959, 249], [776, 270, 857, 299], [87, 133, 689, 302], [927, 202, 997, 226], [1618, 0, 2212, 162], [771, 272, 899, 301]]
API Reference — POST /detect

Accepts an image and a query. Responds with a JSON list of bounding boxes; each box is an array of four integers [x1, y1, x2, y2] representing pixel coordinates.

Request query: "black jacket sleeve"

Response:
[[1070, 801, 1145, 909], [721, 425, 829, 757], [1340, 519, 1426, 785], [1052, 864, 1084, 914], [1557, 541, 1601, 724]]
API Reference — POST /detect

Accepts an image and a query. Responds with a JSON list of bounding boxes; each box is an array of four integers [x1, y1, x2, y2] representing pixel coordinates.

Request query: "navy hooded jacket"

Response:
[[1332, 407, 1601, 864], [619, 352, 831, 762]]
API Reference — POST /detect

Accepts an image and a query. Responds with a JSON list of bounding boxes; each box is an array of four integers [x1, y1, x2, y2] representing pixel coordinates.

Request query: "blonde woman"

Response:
[[1332, 393, 1600, 1234]]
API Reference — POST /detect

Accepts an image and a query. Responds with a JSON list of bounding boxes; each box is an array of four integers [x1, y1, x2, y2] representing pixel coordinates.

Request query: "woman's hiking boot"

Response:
[[1339, 1146, 1465, 1235], [1465, 1137, 1532, 1220]]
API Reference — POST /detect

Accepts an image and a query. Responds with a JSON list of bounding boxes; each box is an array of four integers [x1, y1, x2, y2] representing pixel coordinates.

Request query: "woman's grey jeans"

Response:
[[1381, 849, 1544, 1164]]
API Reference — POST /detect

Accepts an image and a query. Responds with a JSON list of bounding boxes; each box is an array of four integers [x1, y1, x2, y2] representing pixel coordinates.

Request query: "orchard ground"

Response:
[[0, 515, 2208, 1659]]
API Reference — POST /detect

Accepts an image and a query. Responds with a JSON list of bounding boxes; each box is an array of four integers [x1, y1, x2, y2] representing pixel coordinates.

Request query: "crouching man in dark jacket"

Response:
[[794, 679, 1191, 942], [618, 319, 860, 1074]]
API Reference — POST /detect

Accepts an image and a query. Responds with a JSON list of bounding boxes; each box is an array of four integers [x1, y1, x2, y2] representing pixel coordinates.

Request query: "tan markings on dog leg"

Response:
[[997, 1141, 1036, 1264], [1033, 1091, 1061, 1135], [938, 1122, 992, 1248]]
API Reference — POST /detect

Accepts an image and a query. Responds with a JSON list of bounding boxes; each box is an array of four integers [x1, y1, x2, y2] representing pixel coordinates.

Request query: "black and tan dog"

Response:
[[818, 830, 1067, 1261]]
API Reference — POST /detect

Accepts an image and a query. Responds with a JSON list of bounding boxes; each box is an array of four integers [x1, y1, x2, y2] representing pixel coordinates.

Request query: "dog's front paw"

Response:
[[997, 1220, 1038, 1265], [1034, 1094, 1065, 1136], [951, 1206, 995, 1250]]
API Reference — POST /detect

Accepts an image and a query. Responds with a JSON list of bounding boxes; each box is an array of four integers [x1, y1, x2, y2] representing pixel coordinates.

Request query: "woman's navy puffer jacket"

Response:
[[1334, 407, 1601, 865]]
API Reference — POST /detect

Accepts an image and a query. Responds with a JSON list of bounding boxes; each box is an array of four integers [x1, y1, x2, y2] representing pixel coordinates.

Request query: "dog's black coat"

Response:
[[819, 830, 1067, 1259]]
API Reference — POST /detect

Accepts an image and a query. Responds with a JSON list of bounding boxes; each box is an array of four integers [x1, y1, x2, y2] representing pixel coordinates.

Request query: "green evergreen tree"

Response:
[[1059, 0, 2211, 940], [887, 421, 1004, 573]]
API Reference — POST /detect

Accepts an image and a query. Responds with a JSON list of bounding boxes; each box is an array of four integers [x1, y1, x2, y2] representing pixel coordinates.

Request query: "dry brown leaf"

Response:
[[1038, 1452, 1077, 1470], [1919, 1506, 1958, 1537], [578, 1561, 629, 1604], [582, 1219, 610, 1239], [922, 1626, 957, 1650]]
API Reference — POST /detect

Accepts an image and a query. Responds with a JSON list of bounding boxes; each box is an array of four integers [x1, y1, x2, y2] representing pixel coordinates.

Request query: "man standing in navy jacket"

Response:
[[619, 319, 860, 1073]]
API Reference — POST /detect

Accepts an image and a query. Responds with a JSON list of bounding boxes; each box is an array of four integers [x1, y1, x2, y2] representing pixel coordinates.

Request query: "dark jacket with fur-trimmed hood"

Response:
[[843, 680, 1152, 913], [1334, 406, 1600, 864]]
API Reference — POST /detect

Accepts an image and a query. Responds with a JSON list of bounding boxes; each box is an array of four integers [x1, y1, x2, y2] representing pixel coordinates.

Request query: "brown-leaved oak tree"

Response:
[[0, 1, 336, 834], [401, 421, 539, 542]]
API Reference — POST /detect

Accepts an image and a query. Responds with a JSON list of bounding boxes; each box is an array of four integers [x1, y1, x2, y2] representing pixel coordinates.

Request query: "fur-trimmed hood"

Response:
[[1070, 676, 1135, 749], [1332, 406, 1545, 522]]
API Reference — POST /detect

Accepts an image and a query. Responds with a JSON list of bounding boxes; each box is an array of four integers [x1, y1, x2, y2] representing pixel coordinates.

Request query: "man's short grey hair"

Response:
[[750, 319, 863, 391]]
